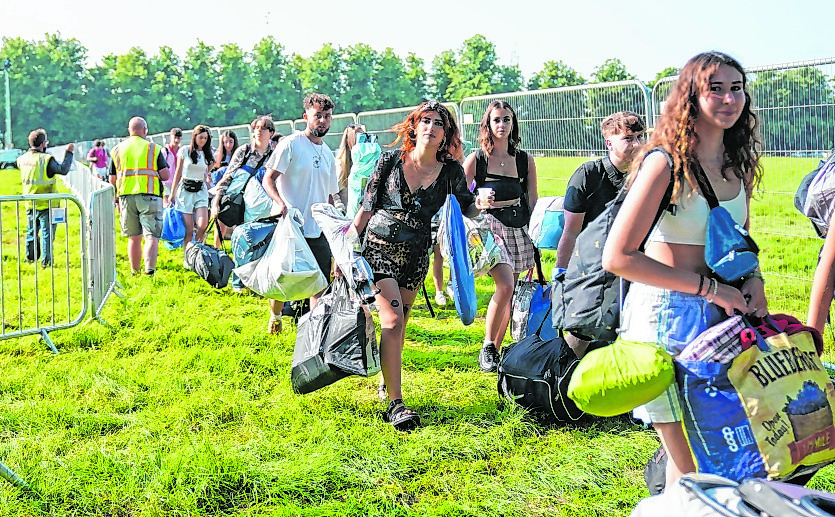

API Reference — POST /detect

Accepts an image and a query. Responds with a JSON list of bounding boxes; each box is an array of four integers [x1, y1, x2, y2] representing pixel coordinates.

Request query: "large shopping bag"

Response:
[[441, 193, 477, 325], [233, 208, 328, 301], [291, 277, 380, 394], [677, 315, 835, 481]]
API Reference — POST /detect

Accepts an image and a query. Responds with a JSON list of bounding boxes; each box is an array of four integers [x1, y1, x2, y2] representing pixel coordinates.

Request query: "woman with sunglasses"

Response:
[[352, 101, 485, 431]]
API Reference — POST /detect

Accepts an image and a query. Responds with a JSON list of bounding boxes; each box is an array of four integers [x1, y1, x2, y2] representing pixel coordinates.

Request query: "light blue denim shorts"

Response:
[[620, 282, 725, 423]]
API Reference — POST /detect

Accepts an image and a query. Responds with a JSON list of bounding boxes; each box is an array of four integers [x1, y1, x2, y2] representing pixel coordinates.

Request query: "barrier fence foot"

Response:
[[40, 329, 59, 354], [0, 461, 29, 489]]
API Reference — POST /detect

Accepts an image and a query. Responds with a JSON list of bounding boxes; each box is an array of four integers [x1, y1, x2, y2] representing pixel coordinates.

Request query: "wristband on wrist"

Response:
[[696, 274, 705, 296], [705, 278, 717, 302]]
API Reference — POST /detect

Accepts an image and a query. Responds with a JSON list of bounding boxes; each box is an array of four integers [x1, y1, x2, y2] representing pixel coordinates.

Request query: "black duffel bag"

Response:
[[497, 311, 586, 424]]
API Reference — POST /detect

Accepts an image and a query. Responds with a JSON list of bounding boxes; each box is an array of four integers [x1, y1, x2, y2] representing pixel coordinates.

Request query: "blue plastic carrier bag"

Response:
[[162, 206, 186, 243], [442, 193, 477, 325]]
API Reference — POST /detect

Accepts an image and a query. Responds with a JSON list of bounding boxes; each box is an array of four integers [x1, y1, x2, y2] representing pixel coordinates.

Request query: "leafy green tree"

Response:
[[647, 66, 679, 89], [750, 67, 835, 152], [527, 60, 586, 90], [295, 44, 344, 108], [180, 41, 219, 125], [429, 50, 456, 101], [0, 33, 91, 147], [107, 47, 154, 124], [250, 37, 301, 121], [403, 53, 428, 104], [215, 43, 254, 127], [147, 46, 187, 133], [342, 44, 380, 113], [443, 34, 521, 102], [591, 58, 635, 83]]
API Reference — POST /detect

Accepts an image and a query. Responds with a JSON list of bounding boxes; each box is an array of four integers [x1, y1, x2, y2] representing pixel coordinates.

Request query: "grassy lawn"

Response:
[[0, 157, 834, 516]]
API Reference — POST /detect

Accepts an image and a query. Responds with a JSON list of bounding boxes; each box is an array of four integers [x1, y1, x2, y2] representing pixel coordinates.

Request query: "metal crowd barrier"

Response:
[[0, 193, 87, 353], [49, 148, 124, 324]]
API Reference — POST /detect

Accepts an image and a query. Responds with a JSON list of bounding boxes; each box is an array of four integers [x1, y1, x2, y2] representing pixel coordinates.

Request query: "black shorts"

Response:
[[306, 234, 332, 278]]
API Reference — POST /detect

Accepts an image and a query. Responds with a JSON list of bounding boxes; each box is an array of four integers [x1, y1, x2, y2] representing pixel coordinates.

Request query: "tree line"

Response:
[[0, 33, 833, 152]]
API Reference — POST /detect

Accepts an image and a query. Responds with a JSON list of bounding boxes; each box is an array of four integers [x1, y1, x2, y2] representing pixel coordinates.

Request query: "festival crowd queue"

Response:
[[26, 51, 835, 505]]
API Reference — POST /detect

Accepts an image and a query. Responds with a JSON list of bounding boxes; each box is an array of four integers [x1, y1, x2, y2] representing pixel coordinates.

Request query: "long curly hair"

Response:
[[390, 100, 463, 162], [631, 51, 762, 204], [478, 100, 521, 156]]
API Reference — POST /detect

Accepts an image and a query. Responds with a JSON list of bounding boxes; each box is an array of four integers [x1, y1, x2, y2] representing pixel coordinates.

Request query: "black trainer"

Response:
[[478, 342, 499, 373]]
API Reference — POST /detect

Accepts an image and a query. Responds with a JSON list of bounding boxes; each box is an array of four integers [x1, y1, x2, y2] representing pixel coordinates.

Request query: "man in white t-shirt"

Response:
[[262, 93, 338, 334]]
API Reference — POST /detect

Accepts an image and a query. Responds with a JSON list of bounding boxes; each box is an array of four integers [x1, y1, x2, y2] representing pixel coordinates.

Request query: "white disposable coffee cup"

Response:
[[477, 187, 493, 202]]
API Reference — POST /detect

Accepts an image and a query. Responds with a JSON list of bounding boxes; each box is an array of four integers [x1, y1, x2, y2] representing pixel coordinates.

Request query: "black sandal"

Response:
[[384, 398, 420, 431]]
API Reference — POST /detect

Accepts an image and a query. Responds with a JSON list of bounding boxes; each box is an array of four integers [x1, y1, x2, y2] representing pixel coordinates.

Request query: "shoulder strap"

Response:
[[474, 149, 487, 186], [692, 163, 720, 209]]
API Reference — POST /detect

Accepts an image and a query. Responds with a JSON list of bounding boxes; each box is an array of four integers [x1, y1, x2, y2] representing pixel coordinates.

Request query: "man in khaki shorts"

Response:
[[109, 117, 170, 275]]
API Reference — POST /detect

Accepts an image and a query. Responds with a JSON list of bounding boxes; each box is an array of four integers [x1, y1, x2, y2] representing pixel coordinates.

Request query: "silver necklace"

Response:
[[309, 138, 326, 169], [412, 151, 439, 176]]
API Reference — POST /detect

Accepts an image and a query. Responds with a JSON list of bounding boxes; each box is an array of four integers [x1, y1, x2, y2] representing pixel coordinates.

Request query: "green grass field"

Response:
[[1, 157, 834, 516]]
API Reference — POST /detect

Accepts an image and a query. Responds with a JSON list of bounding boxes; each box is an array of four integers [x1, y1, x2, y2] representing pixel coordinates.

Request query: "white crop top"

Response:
[[178, 146, 209, 181], [647, 179, 747, 245]]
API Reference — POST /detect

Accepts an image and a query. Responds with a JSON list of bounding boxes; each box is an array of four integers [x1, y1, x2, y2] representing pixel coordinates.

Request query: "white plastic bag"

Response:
[[234, 208, 328, 301]]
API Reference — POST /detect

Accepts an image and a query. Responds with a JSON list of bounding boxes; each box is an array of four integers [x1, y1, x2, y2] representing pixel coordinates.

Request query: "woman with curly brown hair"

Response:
[[464, 100, 538, 372], [352, 100, 484, 431], [603, 51, 765, 487]]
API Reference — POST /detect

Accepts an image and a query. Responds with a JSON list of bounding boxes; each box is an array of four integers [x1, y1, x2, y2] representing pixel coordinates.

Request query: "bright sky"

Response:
[[4, 0, 834, 83]]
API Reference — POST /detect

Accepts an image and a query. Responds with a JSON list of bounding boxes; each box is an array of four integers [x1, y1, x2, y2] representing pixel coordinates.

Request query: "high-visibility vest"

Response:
[[112, 136, 163, 197], [19, 151, 55, 210]]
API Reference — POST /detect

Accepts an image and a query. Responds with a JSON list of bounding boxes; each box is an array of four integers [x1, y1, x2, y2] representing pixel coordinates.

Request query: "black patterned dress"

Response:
[[361, 150, 475, 291]]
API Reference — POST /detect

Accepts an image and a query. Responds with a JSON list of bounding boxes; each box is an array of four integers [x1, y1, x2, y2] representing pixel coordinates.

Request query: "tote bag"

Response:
[[677, 316, 835, 481]]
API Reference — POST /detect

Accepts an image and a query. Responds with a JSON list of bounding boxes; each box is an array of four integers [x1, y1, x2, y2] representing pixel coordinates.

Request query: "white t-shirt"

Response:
[[177, 146, 209, 181], [265, 131, 338, 237]]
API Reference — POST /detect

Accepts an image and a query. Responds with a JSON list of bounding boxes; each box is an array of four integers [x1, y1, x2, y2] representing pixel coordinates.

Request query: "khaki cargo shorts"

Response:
[[120, 194, 163, 238]]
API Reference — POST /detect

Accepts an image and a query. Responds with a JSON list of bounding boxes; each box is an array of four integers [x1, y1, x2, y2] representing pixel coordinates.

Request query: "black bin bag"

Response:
[[291, 277, 380, 394]]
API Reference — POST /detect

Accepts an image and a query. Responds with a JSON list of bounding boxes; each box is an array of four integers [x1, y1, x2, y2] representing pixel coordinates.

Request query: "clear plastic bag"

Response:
[[233, 208, 327, 301]]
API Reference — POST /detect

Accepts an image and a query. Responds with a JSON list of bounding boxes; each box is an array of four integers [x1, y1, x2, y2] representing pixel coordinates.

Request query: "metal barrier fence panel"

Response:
[[0, 194, 87, 352], [650, 59, 835, 317], [357, 103, 460, 150]]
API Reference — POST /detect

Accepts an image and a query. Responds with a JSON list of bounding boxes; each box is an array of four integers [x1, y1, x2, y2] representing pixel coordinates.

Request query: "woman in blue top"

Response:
[[603, 51, 765, 488]]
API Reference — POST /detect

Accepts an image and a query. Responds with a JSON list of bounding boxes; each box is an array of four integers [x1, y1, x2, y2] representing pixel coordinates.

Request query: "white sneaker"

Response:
[[183, 258, 191, 270], [434, 292, 447, 306], [445, 282, 455, 299]]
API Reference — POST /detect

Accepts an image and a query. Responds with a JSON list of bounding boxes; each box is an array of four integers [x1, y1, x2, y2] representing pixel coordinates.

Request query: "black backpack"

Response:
[[184, 240, 235, 289], [551, 149, 675, 342], [216, 146, 271, 227], [497, 313, 586, 423]]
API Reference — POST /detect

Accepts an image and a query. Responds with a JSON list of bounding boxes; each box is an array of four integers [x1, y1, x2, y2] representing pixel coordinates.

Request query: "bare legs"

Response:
[[374, 278, 418, 403], [484, 263, 518, 350], [128, 235, 159, 273], [655, 422, 697, 488]]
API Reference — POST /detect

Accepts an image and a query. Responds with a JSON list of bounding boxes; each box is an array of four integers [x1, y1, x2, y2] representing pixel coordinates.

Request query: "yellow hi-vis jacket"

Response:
[[112, 136, 163, 197], [19, 151, 55, 210]]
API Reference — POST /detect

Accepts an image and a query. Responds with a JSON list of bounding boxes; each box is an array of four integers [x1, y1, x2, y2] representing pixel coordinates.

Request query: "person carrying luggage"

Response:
[[602, 51, 766, 489]]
